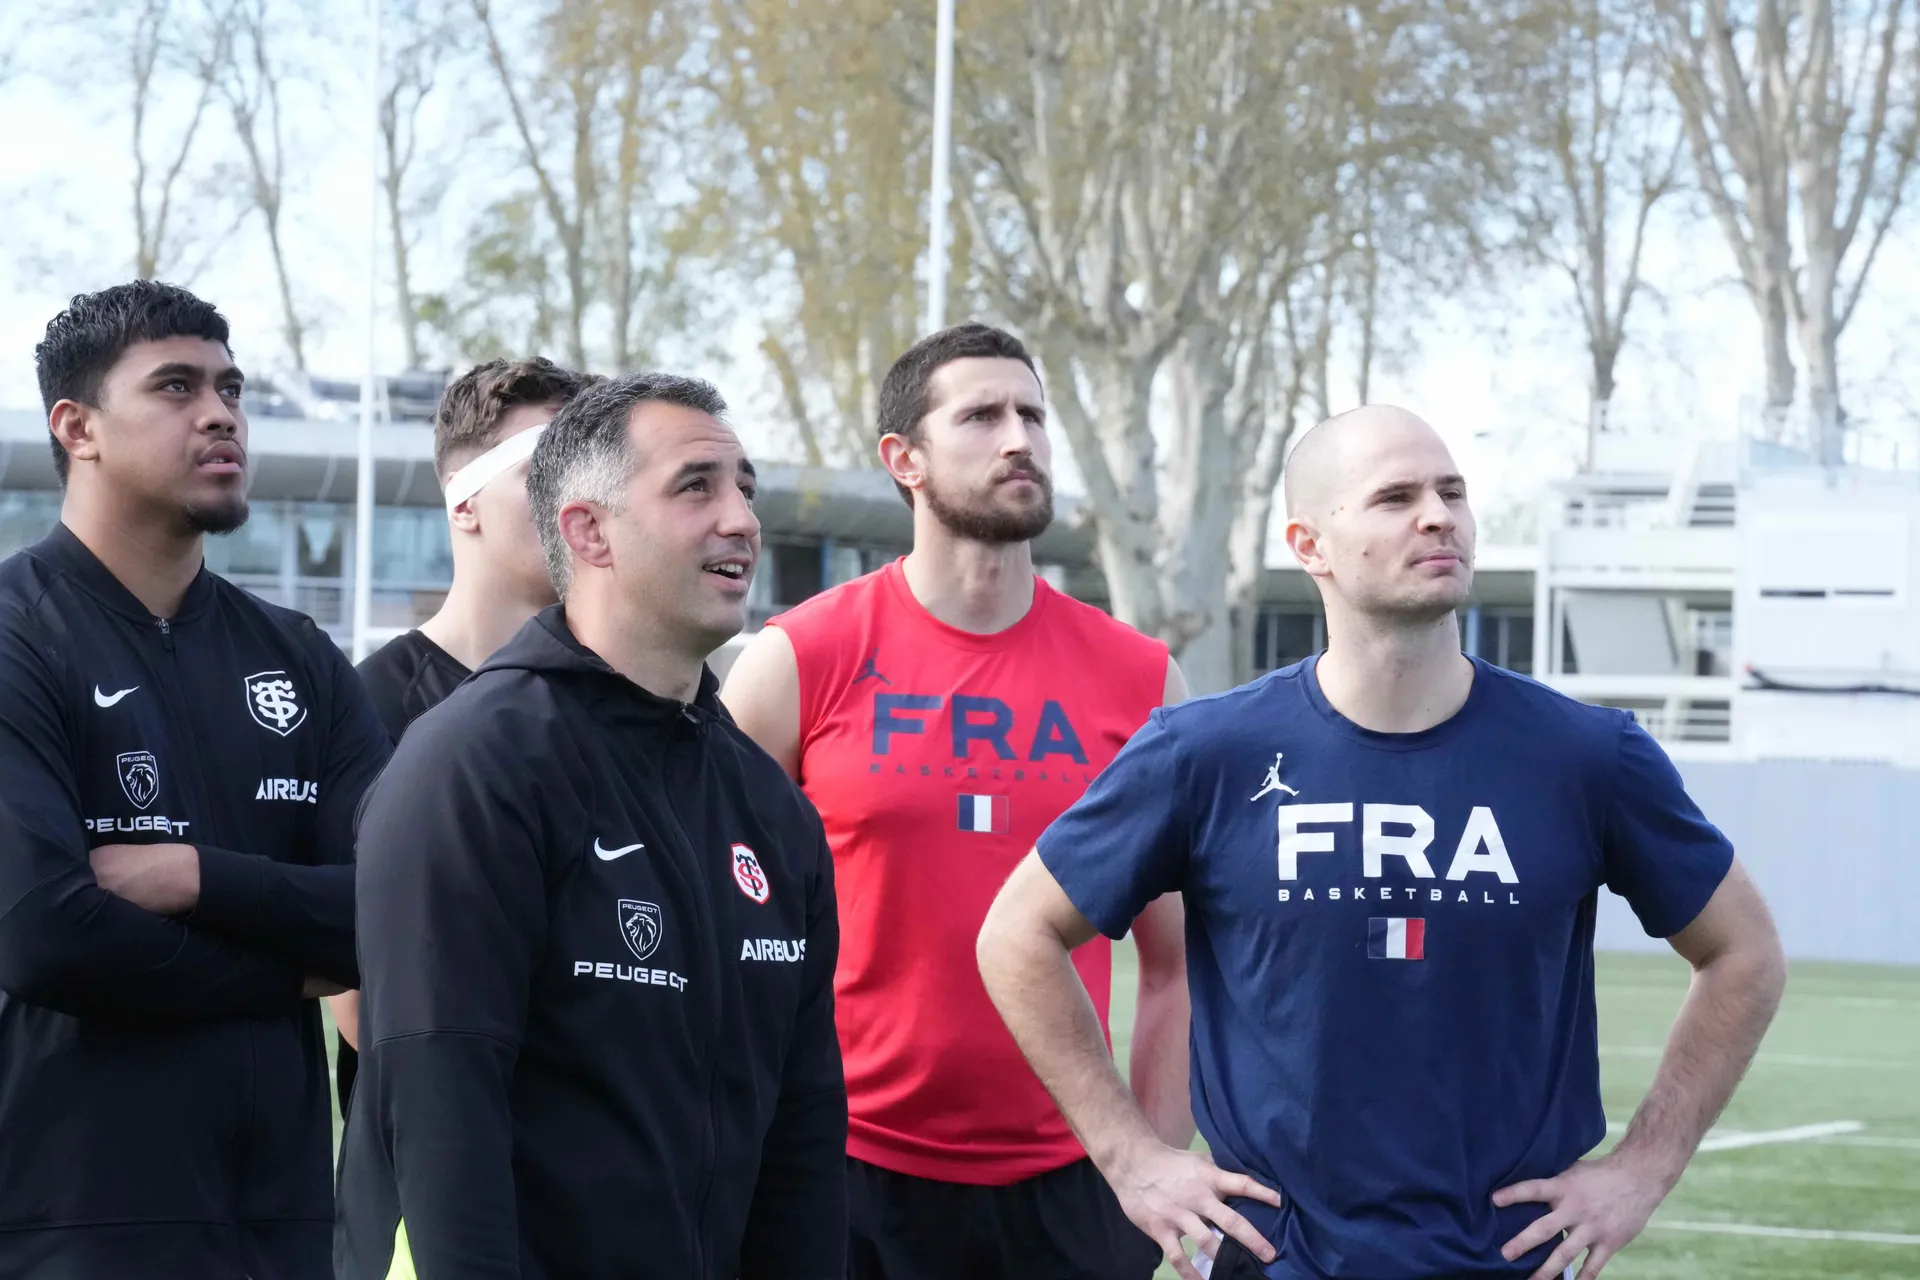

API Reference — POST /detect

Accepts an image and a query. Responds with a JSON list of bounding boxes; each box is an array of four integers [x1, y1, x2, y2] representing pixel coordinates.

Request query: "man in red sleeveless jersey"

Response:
[[723, 323, 1189, 1279]]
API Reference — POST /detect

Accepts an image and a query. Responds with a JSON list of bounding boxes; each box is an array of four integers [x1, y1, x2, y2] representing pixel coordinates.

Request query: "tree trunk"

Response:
[[1049, 350, 1167, 643], [262, 206, 305, 371], [1760, 278, 1796, 440], [1797, 260, 1844, 464], [611, 59, 643, 372], [385, 156, 422, 369], [1586, 333, 1619, 470], [1160, 330, 1237, 694], [762, 332, 825, 466], [1227, 482, 1275, 688]]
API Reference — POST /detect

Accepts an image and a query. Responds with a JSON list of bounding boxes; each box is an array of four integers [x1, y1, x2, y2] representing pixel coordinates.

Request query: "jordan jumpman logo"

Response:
[[853, 648, 892, 687]]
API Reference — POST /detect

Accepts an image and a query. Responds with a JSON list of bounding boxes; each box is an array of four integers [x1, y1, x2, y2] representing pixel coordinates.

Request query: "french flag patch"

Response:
[[1368, 917, 1426, 961], [957, 794, 1010, 834]]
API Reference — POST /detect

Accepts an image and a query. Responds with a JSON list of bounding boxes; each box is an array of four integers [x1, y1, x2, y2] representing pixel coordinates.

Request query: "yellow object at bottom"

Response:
[[385, 1220, 417, 1280]]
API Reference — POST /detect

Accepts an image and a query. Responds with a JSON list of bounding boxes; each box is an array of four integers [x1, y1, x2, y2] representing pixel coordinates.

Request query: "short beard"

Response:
[[186, 497, 250, 536], [1364, 581, 1473, 629], [921, 468, 1054, 545]]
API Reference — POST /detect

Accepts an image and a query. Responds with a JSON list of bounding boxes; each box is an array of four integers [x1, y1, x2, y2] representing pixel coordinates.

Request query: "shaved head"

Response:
[[1282, 404, 1439, 521], [1281, 403, 1475, 627]]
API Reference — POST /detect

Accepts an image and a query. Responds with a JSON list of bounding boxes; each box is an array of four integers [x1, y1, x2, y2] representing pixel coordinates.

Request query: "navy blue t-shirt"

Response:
[[1037, 656, 1734, 1280]]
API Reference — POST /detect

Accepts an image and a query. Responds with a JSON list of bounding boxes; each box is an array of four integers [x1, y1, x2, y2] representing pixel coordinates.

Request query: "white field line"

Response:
[[1600, 1045, 1918, 1070], [1606, 1119, 1884, 1152], [1696, 1120, 1864, 1152], [1649, 1220, 1920, 1246]]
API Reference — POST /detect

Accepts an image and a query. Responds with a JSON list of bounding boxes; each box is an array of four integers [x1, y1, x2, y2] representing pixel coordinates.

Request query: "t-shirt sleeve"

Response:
[[1036, 709, 1193, 939], [1600, 716, 1735, 938]]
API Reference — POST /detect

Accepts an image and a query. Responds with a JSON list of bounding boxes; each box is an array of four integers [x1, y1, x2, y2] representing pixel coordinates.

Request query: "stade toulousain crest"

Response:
[[619, 899, 663, 962], [730, 843, 770, 905], [244, 670, 308, 737]]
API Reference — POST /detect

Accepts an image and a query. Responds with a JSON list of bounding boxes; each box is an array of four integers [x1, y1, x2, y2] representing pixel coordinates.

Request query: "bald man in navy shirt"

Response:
[[979, 406, 1786, 1280]]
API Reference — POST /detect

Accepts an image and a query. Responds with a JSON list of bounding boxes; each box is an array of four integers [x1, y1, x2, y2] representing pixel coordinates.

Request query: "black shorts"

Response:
[[847, 1155, 1161, 1280], [1204, 1236, 1264, 1279]]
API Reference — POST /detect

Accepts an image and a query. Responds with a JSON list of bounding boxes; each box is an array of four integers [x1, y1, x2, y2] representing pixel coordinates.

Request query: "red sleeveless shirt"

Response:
[[771, 559, 1168, 1184]]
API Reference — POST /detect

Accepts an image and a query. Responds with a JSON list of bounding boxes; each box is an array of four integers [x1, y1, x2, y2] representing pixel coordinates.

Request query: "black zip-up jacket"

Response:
[[335, 606, 847, 1280], [0, 524, 390, 1279]]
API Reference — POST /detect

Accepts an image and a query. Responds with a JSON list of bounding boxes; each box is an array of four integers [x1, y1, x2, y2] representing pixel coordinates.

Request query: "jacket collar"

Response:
[[31, 522, 217, 625], [477, 604, 724, 719]]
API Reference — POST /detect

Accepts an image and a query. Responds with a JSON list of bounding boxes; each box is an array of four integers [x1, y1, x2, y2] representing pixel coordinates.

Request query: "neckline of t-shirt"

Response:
[[879, 556, 1054, 652], [409, 628, 472, 678], [1297, 650, 1492, 751]]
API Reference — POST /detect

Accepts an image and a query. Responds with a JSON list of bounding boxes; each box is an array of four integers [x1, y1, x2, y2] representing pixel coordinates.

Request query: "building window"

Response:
[[1472, 610, 1535, 674], [824, 544, 865, 589], [0, 491, 60, 559], [372, 506, 454, 584], [1254, 610, 1322, 672], [202, 504, 285, 577], [296, 508, 345, 579], [770, 541, 823, 605], [1689, 608, 1733, 677]]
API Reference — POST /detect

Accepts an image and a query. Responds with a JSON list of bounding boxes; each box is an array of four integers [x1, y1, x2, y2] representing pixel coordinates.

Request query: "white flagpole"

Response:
[[351, 0, 382, 662], [924, 0, 956, 336]]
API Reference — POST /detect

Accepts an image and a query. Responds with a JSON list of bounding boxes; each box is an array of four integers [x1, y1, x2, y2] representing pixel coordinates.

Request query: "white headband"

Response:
[[443, 424, 547, 511]]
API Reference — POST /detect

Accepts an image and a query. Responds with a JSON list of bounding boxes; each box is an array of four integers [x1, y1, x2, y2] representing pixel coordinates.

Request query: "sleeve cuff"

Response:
[[190, 844, 264, 931], [1034, 834, 1132, 941]]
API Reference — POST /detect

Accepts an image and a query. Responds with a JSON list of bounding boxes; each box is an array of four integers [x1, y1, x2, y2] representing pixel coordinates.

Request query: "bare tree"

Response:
[[706, 0, 927, 465], [959, 0, 1533, 690], [470, 0, 603, 370], [425, 192, 568, 360], [956, 0, 1329, 692], [1537, 0, 1683, 464], [595, 1, 692, 371], [420, 0, 694, 373], [128, 0, 226, 279], [379, 0, 460, 370], [214, 0, 307, 369], [61, 0, 229, 279], [1661, 0, 1920, 461]]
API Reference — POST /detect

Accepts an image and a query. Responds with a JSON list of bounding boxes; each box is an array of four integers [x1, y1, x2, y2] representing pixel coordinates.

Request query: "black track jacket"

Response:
[[336, 606, 847, 1280], [0, 524, 389, 1279]]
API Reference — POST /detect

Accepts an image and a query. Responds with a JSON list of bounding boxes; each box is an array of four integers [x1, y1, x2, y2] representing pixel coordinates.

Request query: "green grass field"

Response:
[[1108, 942, 1920, 1279], [327, 948, 1918, 1275]]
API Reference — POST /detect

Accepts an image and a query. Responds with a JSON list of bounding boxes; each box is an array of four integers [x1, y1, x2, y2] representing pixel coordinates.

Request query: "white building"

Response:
[[1533, 432, 1920, 766]]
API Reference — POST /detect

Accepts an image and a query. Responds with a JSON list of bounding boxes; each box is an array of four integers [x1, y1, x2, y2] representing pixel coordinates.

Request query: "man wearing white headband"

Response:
[[337, 356, 597, 1108]]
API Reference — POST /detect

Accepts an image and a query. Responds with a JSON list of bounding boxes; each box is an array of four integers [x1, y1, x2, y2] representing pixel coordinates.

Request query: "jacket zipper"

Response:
[[661, 704, 724, 1279], [150, 607, 256, 1165]]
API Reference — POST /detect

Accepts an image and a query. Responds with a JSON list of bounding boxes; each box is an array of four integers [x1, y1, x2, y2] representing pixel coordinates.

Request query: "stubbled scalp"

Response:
[[1282, 404, 1436, 521]]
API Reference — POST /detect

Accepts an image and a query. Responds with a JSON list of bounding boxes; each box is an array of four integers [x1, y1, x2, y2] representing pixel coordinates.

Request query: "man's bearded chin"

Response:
[[186, 496, 250, 536], [922, 469, 1054, 544]]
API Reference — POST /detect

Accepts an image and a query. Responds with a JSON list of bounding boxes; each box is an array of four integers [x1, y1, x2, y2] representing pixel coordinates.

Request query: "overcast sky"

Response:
[[5, 9, 1919, 538]]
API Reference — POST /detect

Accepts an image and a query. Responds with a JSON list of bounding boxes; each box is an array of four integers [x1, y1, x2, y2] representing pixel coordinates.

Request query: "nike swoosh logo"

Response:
[[94, 685, 138, 708], [594, 839, 645, 861]]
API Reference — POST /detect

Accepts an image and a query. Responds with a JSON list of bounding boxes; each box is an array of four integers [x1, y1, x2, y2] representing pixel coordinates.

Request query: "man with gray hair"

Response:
[[336, 373, 848, 1280]]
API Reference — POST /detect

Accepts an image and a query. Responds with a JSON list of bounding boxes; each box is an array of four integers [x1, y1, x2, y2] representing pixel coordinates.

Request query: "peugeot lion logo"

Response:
[[619, 899, 663, 962], [117, 751, 160, 810]]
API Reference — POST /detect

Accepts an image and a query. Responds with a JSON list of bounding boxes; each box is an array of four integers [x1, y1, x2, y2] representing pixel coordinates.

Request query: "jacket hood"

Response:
[[476, 604, 723, 716]]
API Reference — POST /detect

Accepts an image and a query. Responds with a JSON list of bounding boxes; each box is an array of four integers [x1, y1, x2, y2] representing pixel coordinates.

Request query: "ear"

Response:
[[557, 499, 614, 575], [1284, 514, 1332, 580], [48, 399, 100, 469], [878, 432, 925, 497], [446, 495, 483, 536]]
